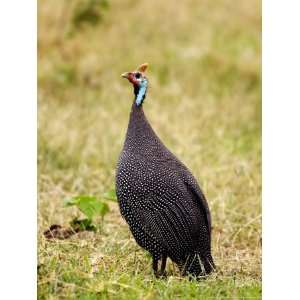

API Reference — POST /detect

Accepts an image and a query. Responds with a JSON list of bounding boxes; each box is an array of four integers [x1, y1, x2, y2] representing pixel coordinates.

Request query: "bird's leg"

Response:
[[152, 258, 159, 277], [160, 255, 167, 277], [153, 255, 168, 278]]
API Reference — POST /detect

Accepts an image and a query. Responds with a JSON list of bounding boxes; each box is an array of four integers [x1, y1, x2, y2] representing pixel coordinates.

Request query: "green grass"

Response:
[[38, 0, 261, 298]]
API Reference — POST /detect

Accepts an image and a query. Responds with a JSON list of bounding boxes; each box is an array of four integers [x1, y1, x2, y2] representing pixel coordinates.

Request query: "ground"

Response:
[[38, 0, 261, 299]]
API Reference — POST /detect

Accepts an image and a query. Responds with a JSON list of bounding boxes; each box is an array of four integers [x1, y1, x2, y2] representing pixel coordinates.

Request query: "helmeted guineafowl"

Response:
[[116, 63, 215, 277]]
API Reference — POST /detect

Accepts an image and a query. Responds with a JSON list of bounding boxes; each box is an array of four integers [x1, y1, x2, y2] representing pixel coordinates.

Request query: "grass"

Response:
[[38, 0, 261, 298]]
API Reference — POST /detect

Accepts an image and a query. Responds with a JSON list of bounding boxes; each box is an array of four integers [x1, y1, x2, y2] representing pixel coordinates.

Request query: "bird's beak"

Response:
[[121, 72, 129, 79]]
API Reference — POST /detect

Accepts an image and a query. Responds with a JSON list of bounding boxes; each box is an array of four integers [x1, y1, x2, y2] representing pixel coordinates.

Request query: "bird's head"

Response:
[[121, 63, 149, 106]]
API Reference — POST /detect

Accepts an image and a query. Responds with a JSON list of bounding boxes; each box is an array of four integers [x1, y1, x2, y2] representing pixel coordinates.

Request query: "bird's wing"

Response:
[[135, 195, 200, 261], [183, 177, 212, 235], [155, 151, 212, 235], [168, 158, 212, 236], [129, 174, 209, 261]]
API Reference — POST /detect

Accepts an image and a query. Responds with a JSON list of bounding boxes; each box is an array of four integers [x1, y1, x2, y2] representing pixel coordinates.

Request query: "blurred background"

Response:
[[38, 0, 261, 298]]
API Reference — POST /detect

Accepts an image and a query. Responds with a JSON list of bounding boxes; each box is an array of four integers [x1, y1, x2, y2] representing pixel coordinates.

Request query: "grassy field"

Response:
[[38, 0, 261, 299]]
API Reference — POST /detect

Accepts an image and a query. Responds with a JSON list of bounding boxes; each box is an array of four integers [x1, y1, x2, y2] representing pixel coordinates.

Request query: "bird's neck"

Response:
[[123, 100, 159, 152], [134, 81, 147, 106], [127, 101, 150, 136]]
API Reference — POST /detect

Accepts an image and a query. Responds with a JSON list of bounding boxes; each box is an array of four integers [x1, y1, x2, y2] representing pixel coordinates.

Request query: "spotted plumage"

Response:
[[116, 63, 215, 277]]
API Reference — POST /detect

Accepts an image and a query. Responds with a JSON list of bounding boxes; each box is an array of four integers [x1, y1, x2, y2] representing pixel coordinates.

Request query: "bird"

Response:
[[115, 63, 215, 278]]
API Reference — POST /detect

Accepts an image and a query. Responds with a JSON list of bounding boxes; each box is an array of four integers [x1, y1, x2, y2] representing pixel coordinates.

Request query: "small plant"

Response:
[[102, 190, 117, 201], [70, 217, 97, 232], [72, 0, 109, 29], [64, 190, 117, 232]]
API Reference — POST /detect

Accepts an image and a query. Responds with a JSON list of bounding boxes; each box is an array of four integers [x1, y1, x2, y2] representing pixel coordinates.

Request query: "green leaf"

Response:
[[63, 196, 80, 207], [97, 201, 109, 217], [64, 195, 110, 220], [102, 190, 117, 202], [70, 217, 96, 232], [79, 198, 108, 219]]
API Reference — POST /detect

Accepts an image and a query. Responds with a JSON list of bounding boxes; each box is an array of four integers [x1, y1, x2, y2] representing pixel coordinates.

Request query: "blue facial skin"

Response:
[[135, 79, 148, 106]]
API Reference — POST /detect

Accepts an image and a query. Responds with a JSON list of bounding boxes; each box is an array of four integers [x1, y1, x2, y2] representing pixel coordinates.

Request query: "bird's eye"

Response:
[[135, 73, 141, 79]]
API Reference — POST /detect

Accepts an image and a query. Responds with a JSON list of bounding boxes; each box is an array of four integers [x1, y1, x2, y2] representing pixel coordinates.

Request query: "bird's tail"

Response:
[[182, 251, 216, 277]]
